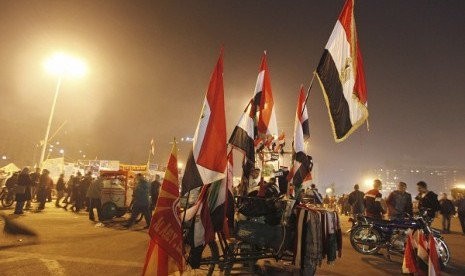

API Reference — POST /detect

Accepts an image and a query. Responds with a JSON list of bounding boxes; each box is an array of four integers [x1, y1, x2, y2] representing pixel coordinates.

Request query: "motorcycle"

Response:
[[348, 212, 450, 269], [0, 186, 15, 207]]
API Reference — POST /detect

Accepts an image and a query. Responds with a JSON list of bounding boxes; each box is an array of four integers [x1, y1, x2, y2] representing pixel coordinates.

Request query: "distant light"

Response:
[[325, 188, 332, 194], [1, 155, 6, 160], [456, 184, 465, 189], [49, 149, 53, 152], [56, 141, 60, 145], [82, 155, 86, 158], [364, 178, 374, 187], [44, 52, 87, 78], [59, 149, 64, 154], [177, 162, 184, 169]]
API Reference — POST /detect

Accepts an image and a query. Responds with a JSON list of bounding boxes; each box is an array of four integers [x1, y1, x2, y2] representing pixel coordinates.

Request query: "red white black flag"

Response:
[[316, 0, 368, 142]]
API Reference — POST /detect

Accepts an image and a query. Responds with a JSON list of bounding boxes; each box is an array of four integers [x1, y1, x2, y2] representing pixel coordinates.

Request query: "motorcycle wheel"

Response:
[[1, 196, 15, 208], [350, 225, 382, 255], [434, 237, 450, 268]]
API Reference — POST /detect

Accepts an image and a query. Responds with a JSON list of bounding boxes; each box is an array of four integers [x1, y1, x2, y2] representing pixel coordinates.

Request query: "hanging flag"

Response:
[[253, 52, 278, 139], [143, 140, 184, 276], [229, 100, 255, 164], [150, 139, 155, 155], [417, 231, 429, 275], [184, 185, 215, 248], [428, 234, 441, 276], [182, 50, 228, 194], [402, 232, 418, 274], [288, 86, 312, 187], [207, 151, 235, 236], [316, 0, 368, 142]]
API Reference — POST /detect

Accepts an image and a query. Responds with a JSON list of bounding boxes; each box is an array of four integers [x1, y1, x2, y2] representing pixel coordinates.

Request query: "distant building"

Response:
[[368, 166, 465, 196]]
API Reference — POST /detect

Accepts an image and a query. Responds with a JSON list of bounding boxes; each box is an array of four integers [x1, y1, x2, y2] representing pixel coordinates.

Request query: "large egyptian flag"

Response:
[[253, 52, 278, 139], [288, 86, 312, 186], [402, 232, 418, 274], [316, 0, 368, 142], [143, 141, 184, 276], [229, 100, 255, 164], [182, 50, 228, 194]]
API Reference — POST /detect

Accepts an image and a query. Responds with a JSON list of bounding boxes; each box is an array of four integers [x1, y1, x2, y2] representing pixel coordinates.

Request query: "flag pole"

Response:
[[301, 73, 316, 119]]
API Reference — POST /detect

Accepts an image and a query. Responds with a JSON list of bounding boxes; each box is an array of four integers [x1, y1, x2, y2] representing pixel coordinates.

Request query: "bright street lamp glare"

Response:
[[44, 53, 87, 78]]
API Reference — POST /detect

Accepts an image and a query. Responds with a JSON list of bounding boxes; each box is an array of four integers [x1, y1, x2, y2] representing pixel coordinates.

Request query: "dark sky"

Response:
[[1, 0, 465, 192]]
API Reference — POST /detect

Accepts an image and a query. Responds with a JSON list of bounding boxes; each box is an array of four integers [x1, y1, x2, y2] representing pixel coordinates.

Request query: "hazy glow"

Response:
[[44, 53, 87, 78], [177, 162, 184, 169], [456, 184, 465, 189], [364, 178, 374, 188]]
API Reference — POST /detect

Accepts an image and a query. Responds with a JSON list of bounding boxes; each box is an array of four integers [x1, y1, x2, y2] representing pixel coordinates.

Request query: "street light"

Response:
[[38, 53, 86, 167]]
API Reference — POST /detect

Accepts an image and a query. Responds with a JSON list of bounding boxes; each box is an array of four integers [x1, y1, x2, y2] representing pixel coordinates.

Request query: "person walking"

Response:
[[14, 168, 32, 215], [80, 172, 92, 211], [123, 173, 151, 229], [364, 179, 385, 219], [439, 193, 455, 234], [87, 176, 103, 221], [348, 184, 365, 217], [415, 181, 440, 222], [386, 182, 413, 220], [55, 174, 66, 207], [37, 169, 53, 210], [70, 172, 83, 212], [456, 193, 465, 235]]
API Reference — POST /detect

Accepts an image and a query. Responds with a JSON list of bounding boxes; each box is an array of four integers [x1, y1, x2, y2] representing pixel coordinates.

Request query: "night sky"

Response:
[[1, 0, 465, 192]]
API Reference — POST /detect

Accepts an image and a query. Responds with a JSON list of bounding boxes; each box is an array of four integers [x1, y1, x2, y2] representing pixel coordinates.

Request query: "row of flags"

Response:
[[143, 0, 368, 275], [402, 230, 442, 276]]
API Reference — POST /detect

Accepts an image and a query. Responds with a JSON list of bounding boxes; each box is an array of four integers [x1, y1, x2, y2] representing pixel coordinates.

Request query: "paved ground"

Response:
[[1, 202, 465, 275]]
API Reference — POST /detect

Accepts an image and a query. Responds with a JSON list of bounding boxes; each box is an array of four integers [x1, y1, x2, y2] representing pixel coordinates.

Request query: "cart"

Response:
[[99, 170, 134, 220]]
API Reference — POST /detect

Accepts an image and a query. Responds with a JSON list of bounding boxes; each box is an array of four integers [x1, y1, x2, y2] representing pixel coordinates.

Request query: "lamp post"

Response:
[[38, 53, 86, 167]]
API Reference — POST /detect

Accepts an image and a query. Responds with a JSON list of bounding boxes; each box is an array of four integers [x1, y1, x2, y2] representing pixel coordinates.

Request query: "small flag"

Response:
[[428, 234, 441, 276], [288, 86, 312, 187], [402, 232, 418, 274], [417, 231, 429, 275], [229, 100, 255, 164], [316, 0, 368, 142], [143, 140, 184, 276]]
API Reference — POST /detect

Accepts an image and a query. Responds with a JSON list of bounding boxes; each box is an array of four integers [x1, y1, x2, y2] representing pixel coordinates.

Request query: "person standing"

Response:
[[455, 193, 465, 235], [364, 179, 385, 219], [55, 174, 66, 207], [14, 168, 32, 215], [86, 176, 103, 221], [71, 172, 83, 212], [386, 182, 413, 220], [123, 173, 151, 229], [37, 169, 53, 210], [150, 175, 161, 210], [80, 172, 93, 211], [26, 167, 41, 209], [63, 175, 75, 210], [439, 193, 455, 234], [348, 184, 365, 217], [415, 181, 440, 221]]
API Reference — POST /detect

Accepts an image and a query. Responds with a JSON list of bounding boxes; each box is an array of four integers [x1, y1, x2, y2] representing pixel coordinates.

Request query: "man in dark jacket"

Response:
[[37, 169, 53, 210], [364, 179, 385, 219], [386, 182, 413, 220], [26, 167, 41, 209], [415, 181, 440, 222], [123, 173, 151, 229], [14, 167, 32, 214], [55, 174, 66, 207], [150, 175, 161, 210], [348, 184, 365, 216], [439, 193, 455, 234]]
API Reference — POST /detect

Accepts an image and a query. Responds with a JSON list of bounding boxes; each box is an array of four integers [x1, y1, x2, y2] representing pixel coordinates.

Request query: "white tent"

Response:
[[0, 163, 21, 174]]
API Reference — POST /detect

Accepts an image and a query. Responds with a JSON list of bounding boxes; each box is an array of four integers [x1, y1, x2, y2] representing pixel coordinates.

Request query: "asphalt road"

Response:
[[1, 202, 465, 275]]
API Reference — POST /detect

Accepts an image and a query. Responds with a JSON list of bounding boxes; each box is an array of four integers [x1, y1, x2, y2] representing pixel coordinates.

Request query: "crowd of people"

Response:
[[2, 167, 161, 229], [344, 179, 465, 235]]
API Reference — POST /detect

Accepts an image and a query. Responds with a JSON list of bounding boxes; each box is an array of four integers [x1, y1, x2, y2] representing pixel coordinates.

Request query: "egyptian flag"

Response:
[[316, 0, 368, 142], [288, 86, 312, 187], [229, 100, 255, 164], [253, 52, 278, 139], [184, 185, 215, 248], [402, 232, 418, 274], [428, 234, 441, 276], [208, 152, 235, 237], [143, 141, 184, 276], [273, 131, 286, 153], [417, 231, 429, 276], [182, 50, 228, 194]]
